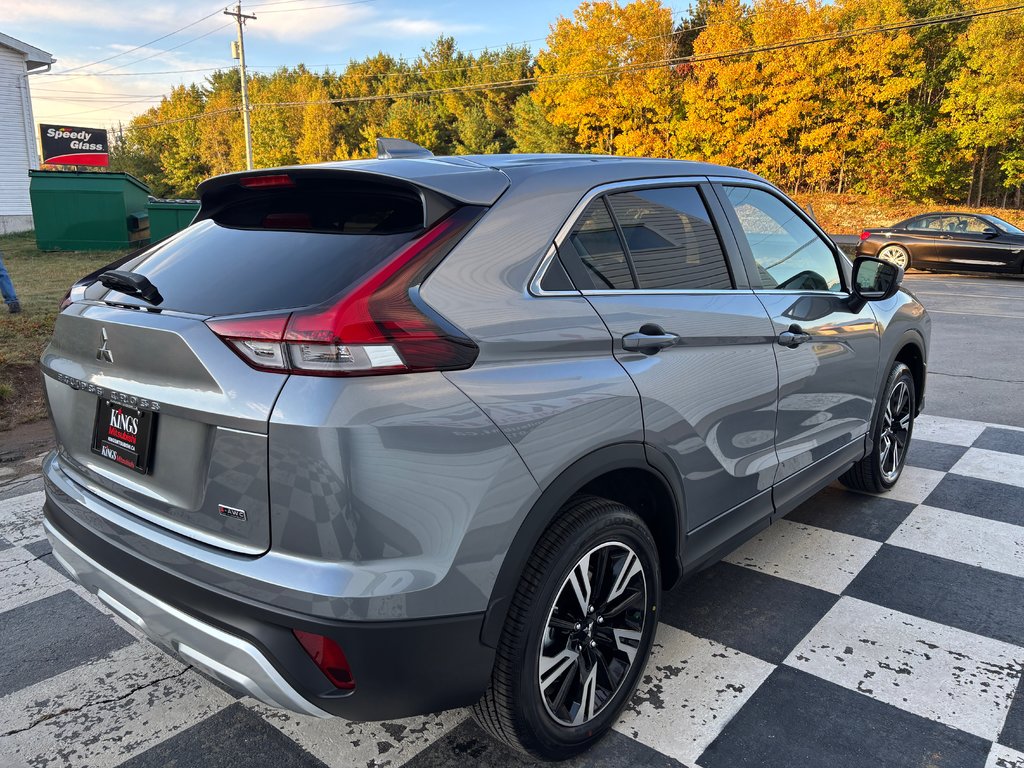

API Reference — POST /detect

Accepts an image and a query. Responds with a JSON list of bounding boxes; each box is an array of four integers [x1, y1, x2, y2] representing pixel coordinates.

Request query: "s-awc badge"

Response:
[[218, 505, 248, 522]]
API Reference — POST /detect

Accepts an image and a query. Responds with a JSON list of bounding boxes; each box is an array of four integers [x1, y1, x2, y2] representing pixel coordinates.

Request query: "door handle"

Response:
[[777, 324, 812, 348], [622, 324, 680, 354]]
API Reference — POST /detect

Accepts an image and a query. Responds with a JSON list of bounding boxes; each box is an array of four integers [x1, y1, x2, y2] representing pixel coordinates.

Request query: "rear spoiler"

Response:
[[198, 158, 508, 206]]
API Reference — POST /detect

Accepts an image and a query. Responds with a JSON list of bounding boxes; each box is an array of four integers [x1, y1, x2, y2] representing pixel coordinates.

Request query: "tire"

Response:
[[471, 495, 660, 760], [840, 361, 916, 493], [877, 244, 911, 270]]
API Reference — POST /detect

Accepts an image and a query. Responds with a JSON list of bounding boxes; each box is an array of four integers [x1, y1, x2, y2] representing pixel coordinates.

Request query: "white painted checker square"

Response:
[[987, 743, 1024, 768], [615, 624, 774, 766], [0, 665, 233, 768], [0, 491, 45, 546], [0, 549, 70, 614], [866, 465, 946, 505], [785, 596, 1024, 741], [248, 700, 467, 768], [0, 642, 191, 735], [888, 505, 1024, 579], [724, 519, 881, 594], [951, 448, 1024, 490], [913, 415, 988, 447]]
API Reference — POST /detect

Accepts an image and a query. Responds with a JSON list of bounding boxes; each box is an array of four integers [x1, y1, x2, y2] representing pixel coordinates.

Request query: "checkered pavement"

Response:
[[1, 413, 1022, 768]]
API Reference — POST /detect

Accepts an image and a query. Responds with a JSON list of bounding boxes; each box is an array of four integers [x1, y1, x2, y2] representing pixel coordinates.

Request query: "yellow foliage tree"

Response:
[[533, 0, 680, 157]]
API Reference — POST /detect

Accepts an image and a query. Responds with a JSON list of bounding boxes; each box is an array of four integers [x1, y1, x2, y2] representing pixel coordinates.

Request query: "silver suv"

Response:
[[41, 142, 929, 760]]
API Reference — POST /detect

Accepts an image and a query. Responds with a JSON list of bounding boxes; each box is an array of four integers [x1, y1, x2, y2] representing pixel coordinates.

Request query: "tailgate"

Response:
[[41, 303, 285, 554]]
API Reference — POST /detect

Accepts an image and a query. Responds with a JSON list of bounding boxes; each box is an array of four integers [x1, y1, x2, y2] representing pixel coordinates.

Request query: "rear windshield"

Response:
[[86, 184, 426, 316]]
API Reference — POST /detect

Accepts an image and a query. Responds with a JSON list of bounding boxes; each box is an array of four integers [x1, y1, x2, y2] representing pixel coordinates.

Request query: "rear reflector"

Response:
[[859, 231, 871, 241], [239, 174, 294, 189], [293, 629, 355, 690], [206, 206, 483, 377]]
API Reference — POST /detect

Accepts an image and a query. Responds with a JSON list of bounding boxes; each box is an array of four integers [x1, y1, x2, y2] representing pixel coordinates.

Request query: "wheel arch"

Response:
[[872, 329, 927, 430], [894, 336, 926, 415], [480, 443, 683, 648]]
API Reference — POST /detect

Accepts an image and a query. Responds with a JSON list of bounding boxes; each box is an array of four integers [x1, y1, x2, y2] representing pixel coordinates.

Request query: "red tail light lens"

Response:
[[859, 231, 871, 241], [206, 206, 482, 377], [293, 629, 355, 690]]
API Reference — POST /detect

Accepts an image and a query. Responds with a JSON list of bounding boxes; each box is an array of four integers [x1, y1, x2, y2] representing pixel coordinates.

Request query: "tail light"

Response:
[[206, 207, 482, 377], [859, 231, 871, 241], [293, 629, 355, 690], [239, 174, 294, 189]]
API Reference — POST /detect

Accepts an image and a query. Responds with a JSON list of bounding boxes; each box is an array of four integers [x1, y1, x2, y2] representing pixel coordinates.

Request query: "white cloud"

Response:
[[246, 4, 482, 47], [3, 0, 218, 31], [361, 17, 484, 38], [28, 46, 233, 128], [246, 4, 379, 44]]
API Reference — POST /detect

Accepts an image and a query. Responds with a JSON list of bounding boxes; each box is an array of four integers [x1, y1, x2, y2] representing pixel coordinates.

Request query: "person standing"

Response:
[[0, 250, 21, 314]]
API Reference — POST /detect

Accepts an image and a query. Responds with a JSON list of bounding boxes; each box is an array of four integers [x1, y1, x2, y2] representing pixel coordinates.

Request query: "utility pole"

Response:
[[225, 3, 256, 170]]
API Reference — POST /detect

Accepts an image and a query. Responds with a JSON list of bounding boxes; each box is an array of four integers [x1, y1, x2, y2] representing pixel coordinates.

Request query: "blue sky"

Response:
[[4, 0, 608, 130]]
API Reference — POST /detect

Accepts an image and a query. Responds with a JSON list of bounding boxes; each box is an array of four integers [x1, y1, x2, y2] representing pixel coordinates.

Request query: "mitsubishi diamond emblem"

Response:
[[97, 328, 114, 363]]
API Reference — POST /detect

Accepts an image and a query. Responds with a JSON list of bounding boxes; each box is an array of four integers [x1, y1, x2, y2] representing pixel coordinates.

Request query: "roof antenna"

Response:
[[376, 138, 434, 160]]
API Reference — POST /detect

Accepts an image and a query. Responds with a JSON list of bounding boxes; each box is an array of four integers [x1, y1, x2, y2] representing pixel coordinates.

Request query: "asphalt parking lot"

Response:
[[903, 272, 1024, 427], [1, 271, 1022, 768]]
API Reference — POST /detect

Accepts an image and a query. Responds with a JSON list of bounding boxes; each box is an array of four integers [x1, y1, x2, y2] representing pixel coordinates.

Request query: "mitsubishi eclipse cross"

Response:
[[41, 140, 929, 760]]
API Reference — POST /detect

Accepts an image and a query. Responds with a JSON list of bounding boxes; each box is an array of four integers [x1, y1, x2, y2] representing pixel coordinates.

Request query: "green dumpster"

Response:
[[29, 170, 152, 251], [147, 199, 200, 242]]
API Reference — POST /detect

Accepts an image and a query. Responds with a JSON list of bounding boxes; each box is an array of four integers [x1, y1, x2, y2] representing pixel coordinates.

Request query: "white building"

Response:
[[0, 33, 54, 234]]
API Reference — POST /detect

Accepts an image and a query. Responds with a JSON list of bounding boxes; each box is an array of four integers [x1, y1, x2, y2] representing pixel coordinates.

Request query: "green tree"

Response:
[[943, 6, 1024, 204], [510, 93, 577, 152]]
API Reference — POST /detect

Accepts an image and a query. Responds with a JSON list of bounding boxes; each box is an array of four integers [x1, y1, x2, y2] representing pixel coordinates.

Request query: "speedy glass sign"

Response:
[[40, 124, 109, 167]]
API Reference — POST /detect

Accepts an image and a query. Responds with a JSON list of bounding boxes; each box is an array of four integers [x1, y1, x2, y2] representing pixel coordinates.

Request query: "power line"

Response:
[[39, 21, 233, 82], [95, 22, 234, 75], [40, 97, 165, 120], [249, 2, 1024, 110], [88, 0, 1024, 128], [259, 0, 378, 12], [31, 89, 167, 98], [51, 5, 227, 75]]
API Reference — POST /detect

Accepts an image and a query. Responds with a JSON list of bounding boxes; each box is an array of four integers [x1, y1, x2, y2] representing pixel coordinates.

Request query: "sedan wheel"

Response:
[[878, 245, 910, 270]]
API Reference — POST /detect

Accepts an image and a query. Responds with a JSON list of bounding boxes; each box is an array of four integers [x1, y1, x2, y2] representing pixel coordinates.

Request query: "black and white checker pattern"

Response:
[[1, 414, 1022, 768]]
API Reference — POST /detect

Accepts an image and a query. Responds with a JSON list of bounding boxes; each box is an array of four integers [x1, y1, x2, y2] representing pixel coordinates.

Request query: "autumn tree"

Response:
[[533, 0, 681, 156], [200, 69, 244, 177], [943, 5, 1024, 205]]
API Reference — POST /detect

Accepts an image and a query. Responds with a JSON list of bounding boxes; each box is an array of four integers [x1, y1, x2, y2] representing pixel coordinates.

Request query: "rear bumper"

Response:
[[43, 458, 495, 721], [45, 517, 331, 718]]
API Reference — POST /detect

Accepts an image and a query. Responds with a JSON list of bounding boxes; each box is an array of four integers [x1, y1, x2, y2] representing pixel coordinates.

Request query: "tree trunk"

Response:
[[977, 145, 988, 207], [967, 154, 977, 206], [1016, 185, 1022, 209]]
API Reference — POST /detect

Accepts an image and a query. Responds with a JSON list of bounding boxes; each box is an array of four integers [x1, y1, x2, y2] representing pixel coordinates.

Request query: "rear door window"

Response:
[[606, 187, 732, 290], [87, 182, 427, 316], [566, 198, 636, 290]]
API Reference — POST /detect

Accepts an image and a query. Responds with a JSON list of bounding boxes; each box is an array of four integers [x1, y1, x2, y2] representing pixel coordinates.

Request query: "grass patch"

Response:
[[0, 232, 126, 428]]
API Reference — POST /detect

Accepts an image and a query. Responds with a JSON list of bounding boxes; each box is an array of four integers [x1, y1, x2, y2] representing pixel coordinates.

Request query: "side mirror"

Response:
[[852, 256, 903, 302], [982, 226, 999, 238]]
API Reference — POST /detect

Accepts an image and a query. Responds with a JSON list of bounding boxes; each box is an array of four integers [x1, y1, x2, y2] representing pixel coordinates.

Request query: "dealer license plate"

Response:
[[90, 400, 157, 475]]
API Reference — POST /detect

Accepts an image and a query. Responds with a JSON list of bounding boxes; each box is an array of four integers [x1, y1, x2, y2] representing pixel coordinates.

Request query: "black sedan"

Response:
[[856, 212, 1024, 273]]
